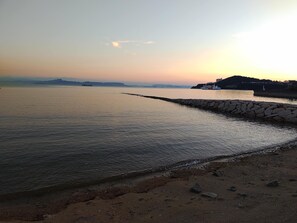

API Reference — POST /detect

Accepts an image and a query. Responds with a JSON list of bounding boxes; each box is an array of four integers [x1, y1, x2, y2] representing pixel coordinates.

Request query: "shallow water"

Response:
[[0, 87, 296, 195]]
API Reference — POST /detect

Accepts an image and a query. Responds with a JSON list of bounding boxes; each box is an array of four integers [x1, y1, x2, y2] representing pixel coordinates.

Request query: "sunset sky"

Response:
[[1, 0, 297, 84]]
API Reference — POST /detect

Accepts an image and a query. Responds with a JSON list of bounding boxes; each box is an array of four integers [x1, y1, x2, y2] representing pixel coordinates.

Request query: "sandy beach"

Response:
[[1, 143, 296, 223]]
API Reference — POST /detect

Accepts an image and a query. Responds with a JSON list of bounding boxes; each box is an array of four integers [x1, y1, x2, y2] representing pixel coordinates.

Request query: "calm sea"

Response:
[[0, 87, 296, 196]]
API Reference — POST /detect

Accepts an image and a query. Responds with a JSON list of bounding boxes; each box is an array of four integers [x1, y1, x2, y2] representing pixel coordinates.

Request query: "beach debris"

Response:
[[227, 186, 237, 192], [237, 202, 245, 208], [201, 192, 218, 198], [238, 192, 248, 197], [190, 183, 202, 193], [266, 180, 279, 187], [212, 170, 224, 177]]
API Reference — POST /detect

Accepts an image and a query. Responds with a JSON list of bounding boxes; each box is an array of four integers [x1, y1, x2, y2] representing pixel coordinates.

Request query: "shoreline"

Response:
[[1, 138, 296, 201], [254, 90, 297, 100], [2, 136, 295, 202], [1, 141, 297, 222]]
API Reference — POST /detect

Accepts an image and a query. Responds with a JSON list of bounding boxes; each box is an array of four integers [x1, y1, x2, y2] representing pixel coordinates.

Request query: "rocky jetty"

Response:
[[125, 93, 297, 125]]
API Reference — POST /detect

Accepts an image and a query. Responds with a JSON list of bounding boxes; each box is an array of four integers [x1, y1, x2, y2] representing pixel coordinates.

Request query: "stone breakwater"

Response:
[[125, 93, 297, 125]]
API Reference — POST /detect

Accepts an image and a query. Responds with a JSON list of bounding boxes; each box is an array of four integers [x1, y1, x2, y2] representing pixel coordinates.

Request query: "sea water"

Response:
[[0, 87, 296, 196]]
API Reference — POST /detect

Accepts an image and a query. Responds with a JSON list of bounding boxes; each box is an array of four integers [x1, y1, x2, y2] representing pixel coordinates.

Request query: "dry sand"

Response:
[[1, 146, 297, 223]]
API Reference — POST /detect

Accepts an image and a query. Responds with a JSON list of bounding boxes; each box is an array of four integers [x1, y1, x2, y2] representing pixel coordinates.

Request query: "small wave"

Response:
[[1, 137, 296, 202]]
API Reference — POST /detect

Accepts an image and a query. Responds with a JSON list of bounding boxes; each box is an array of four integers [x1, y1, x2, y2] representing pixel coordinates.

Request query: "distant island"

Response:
[[192, 75, 297, 99], [36, 80, 191, 88], [0, 77, 190, 89], [36, 79, 127, 87]]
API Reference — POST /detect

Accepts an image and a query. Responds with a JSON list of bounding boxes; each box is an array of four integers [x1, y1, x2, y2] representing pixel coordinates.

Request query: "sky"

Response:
[[0, 0, 297, 84]]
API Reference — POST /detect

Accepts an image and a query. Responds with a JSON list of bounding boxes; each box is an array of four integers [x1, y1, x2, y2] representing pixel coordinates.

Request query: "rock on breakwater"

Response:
[[125, 93, 297, 125]]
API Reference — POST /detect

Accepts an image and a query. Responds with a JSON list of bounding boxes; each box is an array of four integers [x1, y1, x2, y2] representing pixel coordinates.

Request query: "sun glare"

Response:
[[237, 12, 297, 76], [112, 41, 121, 48]]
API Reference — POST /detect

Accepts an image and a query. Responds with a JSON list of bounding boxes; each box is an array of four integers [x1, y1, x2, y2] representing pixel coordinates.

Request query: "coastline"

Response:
[[254, 90, 297, 100], [1, 141, 297, 223]]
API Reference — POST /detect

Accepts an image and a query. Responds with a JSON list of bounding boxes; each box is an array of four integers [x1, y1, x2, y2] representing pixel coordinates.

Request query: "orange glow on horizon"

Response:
[[1, 1, 297, 84]]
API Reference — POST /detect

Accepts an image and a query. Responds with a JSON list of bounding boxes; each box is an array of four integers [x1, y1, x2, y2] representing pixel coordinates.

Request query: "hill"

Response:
[[192, 75, 287, 91]]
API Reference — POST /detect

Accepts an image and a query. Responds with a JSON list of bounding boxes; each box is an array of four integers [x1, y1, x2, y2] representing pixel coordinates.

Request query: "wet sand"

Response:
[[1, 145, 297, 223]]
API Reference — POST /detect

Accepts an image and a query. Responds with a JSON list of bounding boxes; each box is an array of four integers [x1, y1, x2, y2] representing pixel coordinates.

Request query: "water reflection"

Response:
[[0, 86, 296, 195]]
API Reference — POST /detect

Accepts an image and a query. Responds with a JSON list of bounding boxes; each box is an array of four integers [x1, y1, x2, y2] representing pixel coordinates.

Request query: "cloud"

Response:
[[110, 40, 155, 48], [112, 41, 121, 48]]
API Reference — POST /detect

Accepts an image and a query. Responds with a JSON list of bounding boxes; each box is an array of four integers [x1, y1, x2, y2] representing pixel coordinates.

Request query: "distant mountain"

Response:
[[35, 79, 81, 86], [35, 79, 126, 87], [192, 75, 287, 91], [0, 77, 190, 88]]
